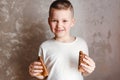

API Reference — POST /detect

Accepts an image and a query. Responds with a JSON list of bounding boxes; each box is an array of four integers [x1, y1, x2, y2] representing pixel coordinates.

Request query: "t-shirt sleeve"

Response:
[[79, 38, 89, 56], [38, 46, 43, 57], [83, 41, 89, 56]]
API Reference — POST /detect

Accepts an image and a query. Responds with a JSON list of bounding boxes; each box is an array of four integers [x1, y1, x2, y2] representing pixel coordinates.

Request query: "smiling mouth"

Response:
[[56, 29, 64, 32]]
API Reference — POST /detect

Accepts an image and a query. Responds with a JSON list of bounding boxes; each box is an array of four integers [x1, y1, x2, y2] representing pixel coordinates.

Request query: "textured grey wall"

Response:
[[0, 0, 120, 80]]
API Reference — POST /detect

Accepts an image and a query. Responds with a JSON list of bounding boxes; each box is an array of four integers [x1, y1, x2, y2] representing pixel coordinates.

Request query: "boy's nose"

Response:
[[57, 21, 63, 28]]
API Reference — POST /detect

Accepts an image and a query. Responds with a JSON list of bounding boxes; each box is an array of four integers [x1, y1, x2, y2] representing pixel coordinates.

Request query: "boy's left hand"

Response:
[[80, 55, 96, 76]]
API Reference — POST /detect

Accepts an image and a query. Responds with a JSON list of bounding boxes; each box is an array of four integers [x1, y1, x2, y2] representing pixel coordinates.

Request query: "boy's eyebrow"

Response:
[[50, 18, 70, 20]]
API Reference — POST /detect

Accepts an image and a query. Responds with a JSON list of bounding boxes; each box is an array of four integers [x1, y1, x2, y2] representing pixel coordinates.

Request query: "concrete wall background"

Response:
[[0, 0, 120, 80]]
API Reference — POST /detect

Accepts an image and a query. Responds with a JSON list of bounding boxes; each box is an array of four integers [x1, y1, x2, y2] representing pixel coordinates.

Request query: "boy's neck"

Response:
[[54, 36, 76, 43]]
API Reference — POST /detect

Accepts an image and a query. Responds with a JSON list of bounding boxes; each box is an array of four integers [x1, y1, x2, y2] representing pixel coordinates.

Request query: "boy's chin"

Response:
[[54, 33, 65, 38], [54, 35, 65, 39]]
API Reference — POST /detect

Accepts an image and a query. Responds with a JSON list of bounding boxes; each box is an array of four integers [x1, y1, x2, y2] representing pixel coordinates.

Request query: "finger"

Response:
[[34, 65, 43, 70], [29, 62, 43, 70], [81, 63, 95, 73], [84, 56, 95, 67], [83, 66, 93, 73], [33, 61, 42, 66], [33, 69, 43, 73], [83, 58, 95, 67], [35, 74, 45, 79], [85, 56, 95, 64], [29, 65, 34, 74], [29, 66, 44, 73], [29, 69, 44, 77], [29, 63, 38, 69], [32, 72, 43, 76], [29, 65, 43, 73], [29, 68, 36, 77], [81, 63, 94, 70], [31, 72, 45, 80]]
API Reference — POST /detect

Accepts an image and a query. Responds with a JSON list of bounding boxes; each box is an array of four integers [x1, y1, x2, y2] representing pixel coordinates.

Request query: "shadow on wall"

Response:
[[0, 0, 51, 79], [6, 0, 50, 80], [14, 22, 47, 80]]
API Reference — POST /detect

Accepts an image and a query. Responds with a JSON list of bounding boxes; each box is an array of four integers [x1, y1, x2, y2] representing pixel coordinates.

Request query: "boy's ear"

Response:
[[71, 18, 75, 27]]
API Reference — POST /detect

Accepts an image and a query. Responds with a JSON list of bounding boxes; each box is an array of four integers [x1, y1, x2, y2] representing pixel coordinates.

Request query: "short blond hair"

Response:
[[49, 0, 74, 17]]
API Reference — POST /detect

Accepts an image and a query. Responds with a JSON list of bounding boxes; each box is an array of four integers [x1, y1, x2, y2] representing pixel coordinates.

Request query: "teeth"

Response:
[[56, 29, 63, 31], [57, 30, 63, 31]]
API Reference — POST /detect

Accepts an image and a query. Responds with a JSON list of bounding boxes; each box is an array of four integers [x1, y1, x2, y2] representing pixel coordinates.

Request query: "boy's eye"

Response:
[[63, 20, 68, 22], [51, 20, 57, 22]]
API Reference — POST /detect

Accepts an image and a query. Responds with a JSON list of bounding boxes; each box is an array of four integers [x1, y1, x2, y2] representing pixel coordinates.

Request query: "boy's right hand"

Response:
[[29, 61, 45, 79]]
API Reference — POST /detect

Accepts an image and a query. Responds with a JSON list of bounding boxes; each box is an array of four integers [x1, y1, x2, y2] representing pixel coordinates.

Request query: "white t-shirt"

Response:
[[38, 37, 89, 80]]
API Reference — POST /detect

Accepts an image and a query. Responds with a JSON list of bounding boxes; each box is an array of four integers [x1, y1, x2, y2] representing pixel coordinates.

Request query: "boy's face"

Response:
[[48, 9, 75, 38]]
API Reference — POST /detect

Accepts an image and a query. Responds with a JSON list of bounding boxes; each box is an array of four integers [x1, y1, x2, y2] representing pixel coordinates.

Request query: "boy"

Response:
[[29, 0, 95, 80]]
